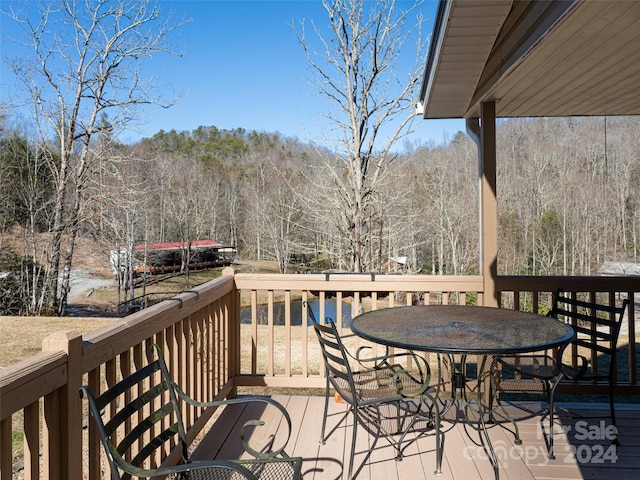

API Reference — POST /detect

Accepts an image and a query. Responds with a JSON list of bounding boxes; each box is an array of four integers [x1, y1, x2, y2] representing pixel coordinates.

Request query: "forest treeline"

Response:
[[1, 115, 639, 314]]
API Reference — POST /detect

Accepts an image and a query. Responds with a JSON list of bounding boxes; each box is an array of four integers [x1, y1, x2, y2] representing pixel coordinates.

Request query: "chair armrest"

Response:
[[354, 347, 433, 398], [152, 343, 296, 461], [352, 344, 392, 365], [354, 345, 423, 370], [560, 354, 589, 380], [172, 388, 295, 461], [338, 331, 358, 340]]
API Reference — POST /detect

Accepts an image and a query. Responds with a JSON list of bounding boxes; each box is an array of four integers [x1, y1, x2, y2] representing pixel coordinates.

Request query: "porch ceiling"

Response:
[[419, 0, 640, 119]]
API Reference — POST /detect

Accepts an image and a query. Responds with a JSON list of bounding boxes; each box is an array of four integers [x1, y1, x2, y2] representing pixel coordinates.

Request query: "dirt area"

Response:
[[0, 234, 119, 367]]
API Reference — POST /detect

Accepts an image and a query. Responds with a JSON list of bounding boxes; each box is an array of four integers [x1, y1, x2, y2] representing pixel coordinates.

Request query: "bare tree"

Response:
[[261, 164, 305, 274], [295, 0, 426, 272], [84, 147, 152, 315], [5, 0, 187, 314], [0, 127, 55, 313]]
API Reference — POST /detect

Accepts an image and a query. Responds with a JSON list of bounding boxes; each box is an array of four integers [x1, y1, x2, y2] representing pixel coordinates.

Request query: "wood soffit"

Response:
[[419, 0, 640, 119]]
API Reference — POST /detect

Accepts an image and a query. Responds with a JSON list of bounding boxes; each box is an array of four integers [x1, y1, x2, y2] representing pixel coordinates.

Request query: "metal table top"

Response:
[[351, 305, 574, 355]]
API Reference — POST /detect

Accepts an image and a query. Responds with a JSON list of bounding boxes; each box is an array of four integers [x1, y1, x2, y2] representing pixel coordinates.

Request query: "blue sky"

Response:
[[1, 0, 465, 151]]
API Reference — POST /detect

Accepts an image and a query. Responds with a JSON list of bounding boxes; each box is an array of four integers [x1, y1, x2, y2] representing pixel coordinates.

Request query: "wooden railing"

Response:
[[1, 270, 638, 479], [233, 272, 484, 389], [233, 272, 639, 394], [1, 269, 238, 480]]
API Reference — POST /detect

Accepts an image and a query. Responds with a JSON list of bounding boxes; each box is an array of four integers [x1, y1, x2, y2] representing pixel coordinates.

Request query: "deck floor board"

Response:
[[196, 397, 639, 479]]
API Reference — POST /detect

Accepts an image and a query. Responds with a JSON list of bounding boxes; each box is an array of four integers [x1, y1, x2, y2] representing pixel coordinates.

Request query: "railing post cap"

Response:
[[42, 330, 82, 352]]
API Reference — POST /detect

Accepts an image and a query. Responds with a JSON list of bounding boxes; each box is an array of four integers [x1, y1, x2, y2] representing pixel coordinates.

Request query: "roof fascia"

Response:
[[418, 0, 452, 115]]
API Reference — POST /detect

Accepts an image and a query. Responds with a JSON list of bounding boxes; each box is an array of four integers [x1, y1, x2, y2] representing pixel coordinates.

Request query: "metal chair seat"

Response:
[[235, 458, 302, 480], [335, 364, 426, 404], [166, 459, 301, 480], [499, 354, 563, 381]]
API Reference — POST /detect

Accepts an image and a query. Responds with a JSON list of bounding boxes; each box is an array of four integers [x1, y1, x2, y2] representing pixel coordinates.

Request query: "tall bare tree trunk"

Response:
[[295, 0, 425, 272], [7, 0, 187, 314]]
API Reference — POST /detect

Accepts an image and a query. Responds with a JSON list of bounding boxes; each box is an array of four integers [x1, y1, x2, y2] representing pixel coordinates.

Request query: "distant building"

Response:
[[384, 256, 407, 273], [110, 240, 236, 276]]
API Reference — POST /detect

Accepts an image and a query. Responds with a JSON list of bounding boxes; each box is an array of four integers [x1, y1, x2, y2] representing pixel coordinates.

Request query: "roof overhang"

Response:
[[419, 0, 640, 119]]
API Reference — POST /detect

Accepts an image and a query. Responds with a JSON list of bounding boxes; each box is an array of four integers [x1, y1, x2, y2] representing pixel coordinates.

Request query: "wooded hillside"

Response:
[[2, 116, 639, 314]]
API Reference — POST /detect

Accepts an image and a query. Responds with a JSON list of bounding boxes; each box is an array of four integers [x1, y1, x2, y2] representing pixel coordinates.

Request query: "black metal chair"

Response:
[[80, 344, 302, 480], [497, 290, 628, 459], [306, 302, 437, 479]]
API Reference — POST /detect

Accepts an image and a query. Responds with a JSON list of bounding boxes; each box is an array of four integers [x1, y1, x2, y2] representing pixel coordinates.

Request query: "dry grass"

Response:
[[0, 315, 120, 369]]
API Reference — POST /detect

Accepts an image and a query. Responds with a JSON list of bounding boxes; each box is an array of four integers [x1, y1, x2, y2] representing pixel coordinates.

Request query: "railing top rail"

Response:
[[82, 273, 236, 373], [0, 350, 67, 419], [233, 273, 484, 291], [497, 275, 640, 291]]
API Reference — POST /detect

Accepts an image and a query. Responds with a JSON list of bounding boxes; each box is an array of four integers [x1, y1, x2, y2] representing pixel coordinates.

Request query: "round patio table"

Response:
[[351, 304, 574, 479], [351, 304, 574, 355]]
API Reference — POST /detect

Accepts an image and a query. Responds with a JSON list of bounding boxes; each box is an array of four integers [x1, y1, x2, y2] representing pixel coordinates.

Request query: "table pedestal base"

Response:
[[432, 354, 522, 480]]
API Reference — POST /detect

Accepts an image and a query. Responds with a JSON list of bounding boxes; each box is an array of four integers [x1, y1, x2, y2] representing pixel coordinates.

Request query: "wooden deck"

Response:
[[193, 396, 640, 480]]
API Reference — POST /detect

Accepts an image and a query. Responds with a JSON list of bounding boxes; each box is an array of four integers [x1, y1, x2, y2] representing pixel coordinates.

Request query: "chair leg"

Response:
[[395, 400, 402, 436], [546, 380, 556, 460], [434, 396, 442, 476], [348, 406, 358, 480], [609, 381, 619, 445], [544, 376, 563, 460], [320, 379, 330, 445]]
